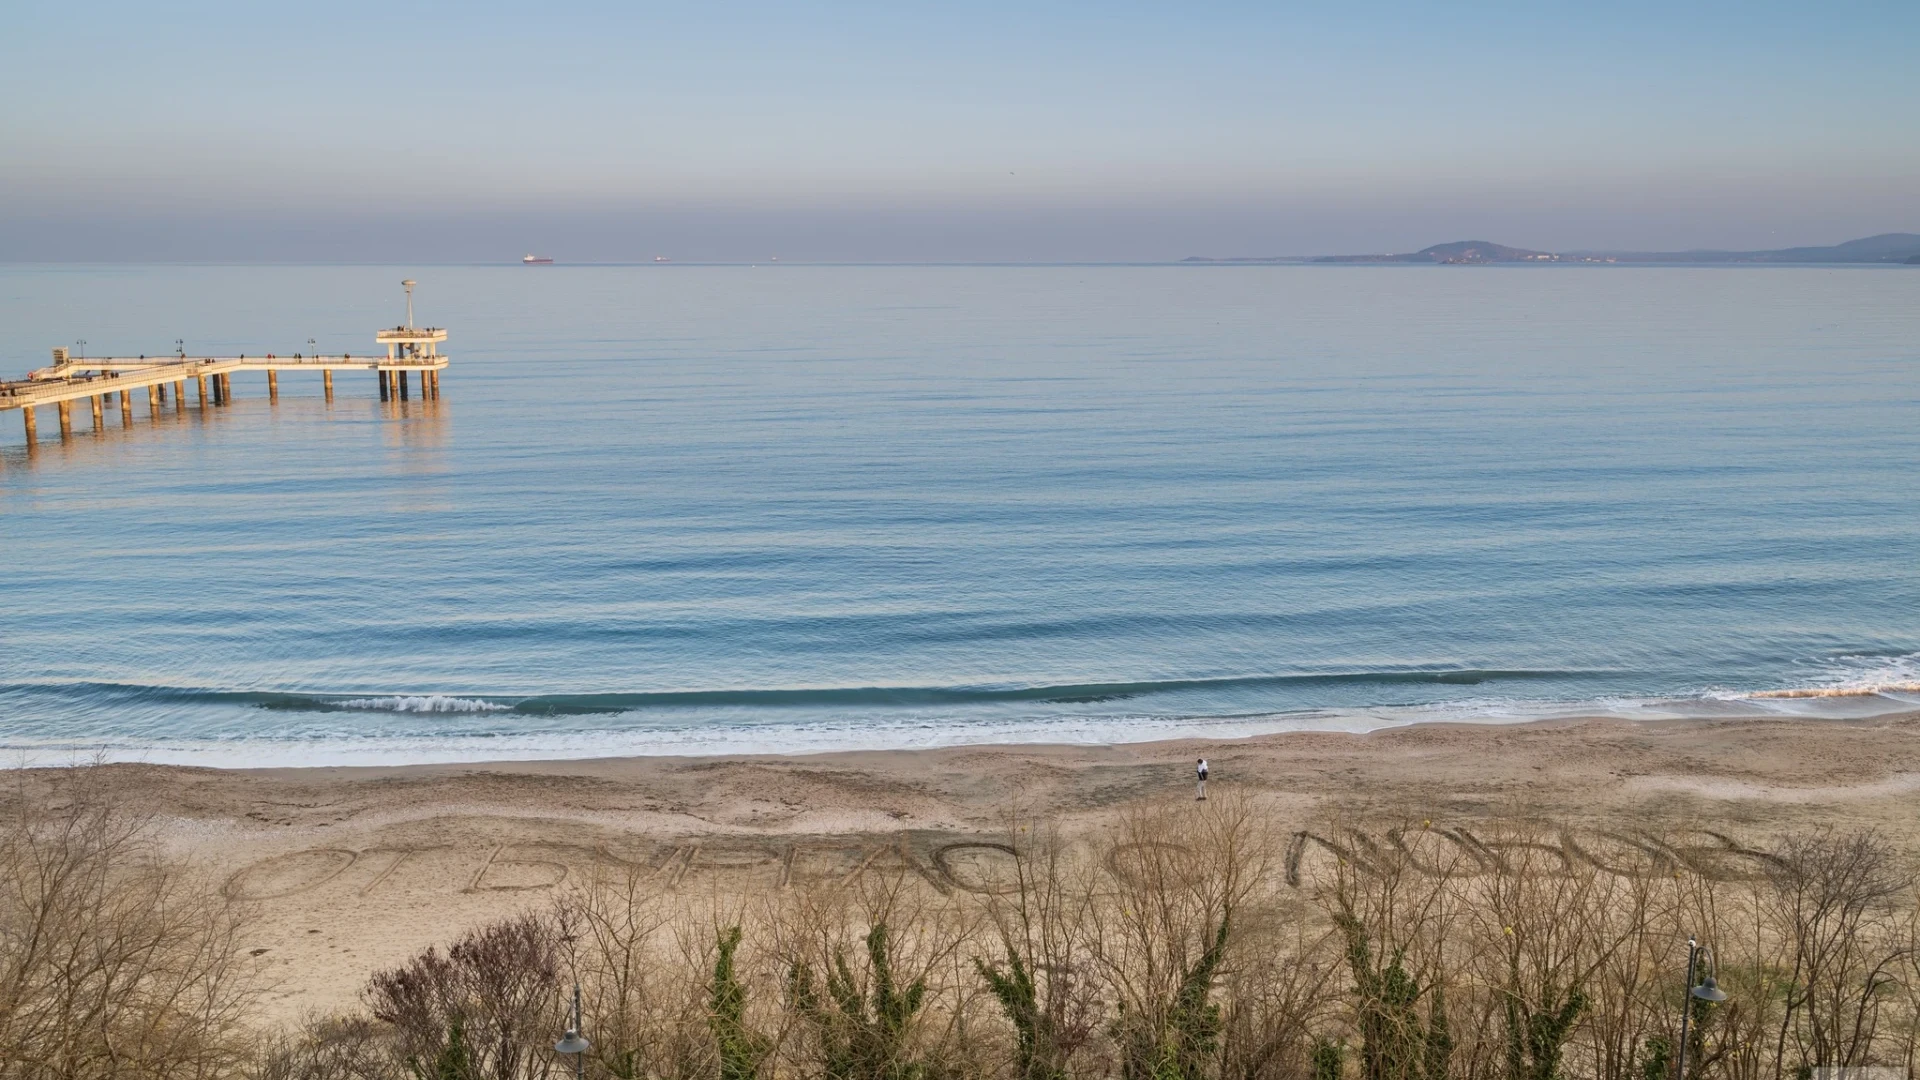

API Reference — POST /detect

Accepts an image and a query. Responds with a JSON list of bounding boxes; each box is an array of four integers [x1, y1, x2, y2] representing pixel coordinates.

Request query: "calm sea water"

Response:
[[1, 264, 1916, 766]]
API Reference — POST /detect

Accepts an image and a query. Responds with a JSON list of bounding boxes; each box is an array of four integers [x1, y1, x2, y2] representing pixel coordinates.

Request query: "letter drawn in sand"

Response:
[[933, 842, 1021, 894], [1448, 828, 1577, 878], [225, 849, 358, 900], [1665, 830, 1783, 881], [359, 848, 418, 897], [467, 844, 569, 892], [1283, 832, 1378, 887], [1559, 830, 1679, 879]]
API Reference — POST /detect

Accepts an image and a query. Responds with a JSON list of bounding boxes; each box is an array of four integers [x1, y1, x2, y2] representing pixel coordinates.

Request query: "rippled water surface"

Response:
[[1, 264, 1916, 764]]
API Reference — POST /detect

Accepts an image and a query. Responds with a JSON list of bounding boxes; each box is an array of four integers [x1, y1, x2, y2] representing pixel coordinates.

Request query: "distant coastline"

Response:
[[1184, 231, 1920, 265]]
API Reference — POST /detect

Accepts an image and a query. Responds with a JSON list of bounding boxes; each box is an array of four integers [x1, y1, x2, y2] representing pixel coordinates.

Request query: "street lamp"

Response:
[[308, 338, 317, 361], [1675, 937, 1727, 1080], [74, 339, 86, 361], [554, 983, 589, 1080]]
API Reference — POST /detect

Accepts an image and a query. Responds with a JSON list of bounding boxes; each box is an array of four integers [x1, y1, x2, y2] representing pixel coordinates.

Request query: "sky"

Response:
[[4, 1, 1917, 262]]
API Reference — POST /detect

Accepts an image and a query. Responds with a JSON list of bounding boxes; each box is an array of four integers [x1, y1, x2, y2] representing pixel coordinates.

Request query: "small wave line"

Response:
[[1749, 682, 1920, 700]]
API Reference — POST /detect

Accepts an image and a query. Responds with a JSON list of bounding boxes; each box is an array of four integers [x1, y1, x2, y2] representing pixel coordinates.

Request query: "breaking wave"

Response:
[[1744, 653, 1920, 701], [0, 669, 1600, 718], [331, 695, 513, 713]]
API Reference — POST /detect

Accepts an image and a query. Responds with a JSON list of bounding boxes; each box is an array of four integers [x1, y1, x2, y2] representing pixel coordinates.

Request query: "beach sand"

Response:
[[30, 711, 1920, 1026]]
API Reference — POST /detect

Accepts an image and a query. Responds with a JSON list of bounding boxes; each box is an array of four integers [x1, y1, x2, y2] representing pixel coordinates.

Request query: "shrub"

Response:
[[252, 1015, 400, 1080], [789, 923, 930, 1080], [713, 925, 771, 1080], [365, 912, 564, 1080]]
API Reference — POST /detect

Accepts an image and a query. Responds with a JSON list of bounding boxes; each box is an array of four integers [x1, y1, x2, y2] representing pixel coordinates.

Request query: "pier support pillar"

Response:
[[220, 373, 233, 402], [323, 370, 334, 402], [22, 406, 36, 443], [268, 370, 278, 402], [57, 400, 73, 438], [174, 381, 185, 411], [119, 390, 132, 427], [398, 371, 409, 400], [197, 376, 208, 407], [157, 383, 167, 403], [147, 384, 160, 417], [378, 370, 389, 401], [91, 395, 104, 430]]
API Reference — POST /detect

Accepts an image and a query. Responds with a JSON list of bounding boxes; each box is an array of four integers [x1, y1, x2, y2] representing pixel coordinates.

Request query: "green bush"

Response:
[[712, 926, 770, 1080], [789, 923, 929, 1080]]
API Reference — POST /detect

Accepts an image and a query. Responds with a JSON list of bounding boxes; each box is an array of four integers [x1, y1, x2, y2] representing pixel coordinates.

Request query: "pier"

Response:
[[1, 281, 447, 446]]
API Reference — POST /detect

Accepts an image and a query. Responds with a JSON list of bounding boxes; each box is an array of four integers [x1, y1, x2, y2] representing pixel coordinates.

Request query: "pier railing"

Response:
[[4, 351, 449, 442]]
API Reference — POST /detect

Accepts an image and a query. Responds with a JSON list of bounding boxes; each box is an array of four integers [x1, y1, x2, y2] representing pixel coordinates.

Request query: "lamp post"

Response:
[[308, 338, 316, 360], [1675, 937, 1727, 1080], [74, 339, 86, 361], [554, 983, 589, 1080]]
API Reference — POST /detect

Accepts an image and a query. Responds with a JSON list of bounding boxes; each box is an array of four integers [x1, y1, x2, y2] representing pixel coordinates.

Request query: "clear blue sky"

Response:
[[5, 1, 1916, 261]]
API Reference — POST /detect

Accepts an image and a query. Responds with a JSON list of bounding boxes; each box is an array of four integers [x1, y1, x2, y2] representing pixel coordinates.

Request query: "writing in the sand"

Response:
[[221, 825, 1781, 904]]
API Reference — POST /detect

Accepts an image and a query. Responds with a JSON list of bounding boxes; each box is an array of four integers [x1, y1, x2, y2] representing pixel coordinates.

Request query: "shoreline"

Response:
[[34, 708, 1920, 797], [102, 707, 1913, 775], [13, 689, 1920, 771], [25, 710, 1920, 1024]]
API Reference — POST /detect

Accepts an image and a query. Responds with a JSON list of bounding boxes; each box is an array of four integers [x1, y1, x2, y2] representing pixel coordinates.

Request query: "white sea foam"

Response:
[[1749, 683, 1920, 699], [11, 681, 1920, 769], [332, 695, 512, 714], [1743, 653, 1920, 701]]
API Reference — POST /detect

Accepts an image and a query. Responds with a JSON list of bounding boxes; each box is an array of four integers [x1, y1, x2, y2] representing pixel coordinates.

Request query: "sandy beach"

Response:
[[17, 711, 1917, 1027]]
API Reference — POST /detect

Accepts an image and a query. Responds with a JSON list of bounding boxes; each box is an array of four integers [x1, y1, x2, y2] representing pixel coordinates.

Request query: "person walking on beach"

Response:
[[1196, 757, 1209, 800]]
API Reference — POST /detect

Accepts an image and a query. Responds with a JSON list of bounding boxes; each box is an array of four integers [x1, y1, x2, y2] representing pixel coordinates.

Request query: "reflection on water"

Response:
[[1, 263, 1917, 764]]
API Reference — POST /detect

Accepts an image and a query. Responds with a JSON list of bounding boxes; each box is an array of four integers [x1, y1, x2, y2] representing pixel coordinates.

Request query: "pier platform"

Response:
[[3, 282, 447, 445]]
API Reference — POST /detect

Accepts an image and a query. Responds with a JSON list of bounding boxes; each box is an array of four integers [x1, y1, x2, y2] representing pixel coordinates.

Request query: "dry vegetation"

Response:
[[0, 773, 254, 1079], [8, 783, 1920, 1080]]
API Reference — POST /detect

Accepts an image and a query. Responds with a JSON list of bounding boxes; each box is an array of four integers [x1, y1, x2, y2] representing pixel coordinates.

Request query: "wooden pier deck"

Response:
[[2, 353, 446, 444], [4, 301, 449, 445]]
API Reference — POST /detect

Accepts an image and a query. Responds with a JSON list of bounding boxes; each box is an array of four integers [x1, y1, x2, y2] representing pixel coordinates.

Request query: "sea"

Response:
[[1, 263, 1916, 767]]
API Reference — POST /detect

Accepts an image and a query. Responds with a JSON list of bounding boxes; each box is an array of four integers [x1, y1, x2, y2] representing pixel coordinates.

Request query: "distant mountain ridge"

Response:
[[1319, 240, 1557, 264], [1182, 233, 1920, 265]]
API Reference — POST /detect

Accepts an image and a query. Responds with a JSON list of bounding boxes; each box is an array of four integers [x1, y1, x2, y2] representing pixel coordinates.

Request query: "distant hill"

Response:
[[1316, 241, 1557, 264], [1183, 233, 1920, 265], [1605, 233, 1920, 263]]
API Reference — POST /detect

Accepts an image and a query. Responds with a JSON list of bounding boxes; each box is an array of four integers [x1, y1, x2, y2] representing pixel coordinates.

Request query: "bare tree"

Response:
[[0, 774, 256, 1080], [974, 811, 1105, 1080], [559, 864, 716, 1079], [1096, 796, 1269, 1080], [1763, 830, 1914, 1074]]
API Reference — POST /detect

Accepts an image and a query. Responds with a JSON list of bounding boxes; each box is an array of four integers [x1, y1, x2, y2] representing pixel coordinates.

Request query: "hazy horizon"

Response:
[[7, 1, 1917, 263]]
